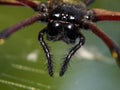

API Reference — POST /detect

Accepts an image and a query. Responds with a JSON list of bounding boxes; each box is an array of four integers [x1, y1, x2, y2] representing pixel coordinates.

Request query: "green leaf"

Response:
[[0, 0, 120, 90]]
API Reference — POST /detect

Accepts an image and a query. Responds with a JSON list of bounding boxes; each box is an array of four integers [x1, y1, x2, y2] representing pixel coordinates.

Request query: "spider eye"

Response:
[[65, 23, 77, 31], [67, 24, 74, 30], [47, 21, 62, 36], [64, 23, 79, 41]]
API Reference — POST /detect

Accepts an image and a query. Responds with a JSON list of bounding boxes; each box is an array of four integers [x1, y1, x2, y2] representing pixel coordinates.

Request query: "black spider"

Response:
[[38, 0, 94, 76], [0, 0, 120, 77]]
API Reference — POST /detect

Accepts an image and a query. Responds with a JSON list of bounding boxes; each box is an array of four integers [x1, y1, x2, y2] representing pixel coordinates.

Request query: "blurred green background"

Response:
[[0, 0, 120, 90]]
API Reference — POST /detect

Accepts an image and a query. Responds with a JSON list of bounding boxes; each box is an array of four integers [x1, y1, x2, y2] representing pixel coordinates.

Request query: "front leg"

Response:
[[92, 9, 120, 21], [0, 14, 43, 45], [16, 0, 40, 11], [38, 29, 54, 76], [59, 33, 85, 76]]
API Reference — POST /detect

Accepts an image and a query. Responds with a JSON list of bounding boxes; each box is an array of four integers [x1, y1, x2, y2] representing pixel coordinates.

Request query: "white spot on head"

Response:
[[55, 23, 59, 27], [63, 16, 66, 19], [68, 24, 72, 29], [84, 15, 89, 19], [54, 13, 60, 17], [70, 16, 75, 20], [27, 51, 38, 62], [62, 13, 64, 16], [66, 14, 68, 16]]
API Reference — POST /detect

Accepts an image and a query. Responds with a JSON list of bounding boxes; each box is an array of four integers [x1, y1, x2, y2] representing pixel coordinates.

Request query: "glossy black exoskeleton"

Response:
[[47, 3, 87, 43]]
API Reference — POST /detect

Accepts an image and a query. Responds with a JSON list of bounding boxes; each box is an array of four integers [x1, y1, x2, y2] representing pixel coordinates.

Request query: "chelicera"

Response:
[[0, 0, 120, 77]]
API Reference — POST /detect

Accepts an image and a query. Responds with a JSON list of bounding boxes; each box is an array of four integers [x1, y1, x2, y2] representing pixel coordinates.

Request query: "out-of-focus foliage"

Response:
[[0, 0, 120, 90]]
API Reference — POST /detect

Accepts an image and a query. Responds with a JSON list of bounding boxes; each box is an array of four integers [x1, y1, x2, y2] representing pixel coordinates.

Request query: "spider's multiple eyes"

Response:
[[51, 13, 77, 23], [47, 21, 79, 36]]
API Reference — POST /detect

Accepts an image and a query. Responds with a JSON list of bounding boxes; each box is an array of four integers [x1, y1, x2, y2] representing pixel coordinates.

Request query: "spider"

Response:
[[0, 0, 120, 77]]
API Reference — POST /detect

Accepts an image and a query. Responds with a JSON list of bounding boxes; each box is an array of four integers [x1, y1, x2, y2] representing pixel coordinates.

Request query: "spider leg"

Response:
[[0, 0, 24, 6], [38, 29, 54, 76], [86, 21, 120, 66], [82, 0, 95, 6], [16, 0, 40, 11], [0, 14, 44, 45], [59, 33, 85, 76], [92, 9, 120, 21]]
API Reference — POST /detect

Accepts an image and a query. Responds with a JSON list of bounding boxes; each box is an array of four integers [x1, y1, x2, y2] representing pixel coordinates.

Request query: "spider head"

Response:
[[46, 3, 87, 44]]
